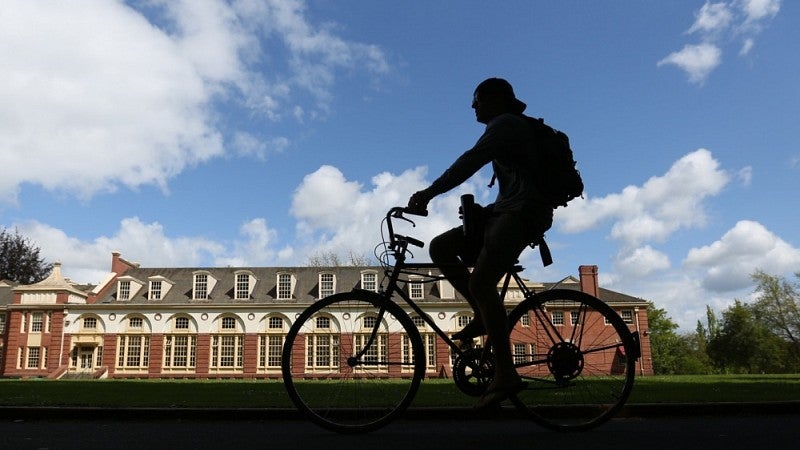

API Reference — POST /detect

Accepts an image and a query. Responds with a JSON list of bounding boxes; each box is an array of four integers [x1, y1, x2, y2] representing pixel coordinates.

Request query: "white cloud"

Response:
[[0, 0, 390, 203], [615, 246, 671, 278], [658, 43, 722, 84], [737, 166, 753, 186], [13, 216, 290, 284], [660, 0, 781, 84], [739, 0, 781, 24], [558, 149, 729, 247], [688, 2, 734, 36], [289, 165, 491, 263], [684, 220, 800, 292]]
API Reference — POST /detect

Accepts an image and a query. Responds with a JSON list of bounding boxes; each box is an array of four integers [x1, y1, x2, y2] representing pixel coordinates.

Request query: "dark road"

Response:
[[2, 414, 798, 450]]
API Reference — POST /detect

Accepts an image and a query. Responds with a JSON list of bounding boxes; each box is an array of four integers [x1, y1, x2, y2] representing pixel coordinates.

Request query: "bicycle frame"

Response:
[[360, 207, 537, 363]]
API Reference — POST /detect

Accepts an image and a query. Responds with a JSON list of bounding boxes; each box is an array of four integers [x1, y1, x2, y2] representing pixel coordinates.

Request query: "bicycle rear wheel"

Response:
[[281, 290, 426, 433], [507, 289, 637, 431]]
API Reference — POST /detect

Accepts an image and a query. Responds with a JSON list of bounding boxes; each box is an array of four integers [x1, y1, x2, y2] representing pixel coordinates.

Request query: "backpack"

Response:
[[525, 116, 584, 209]]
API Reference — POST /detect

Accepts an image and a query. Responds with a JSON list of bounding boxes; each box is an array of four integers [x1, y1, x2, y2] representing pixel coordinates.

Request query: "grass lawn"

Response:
[[1, 374, 799, 408]]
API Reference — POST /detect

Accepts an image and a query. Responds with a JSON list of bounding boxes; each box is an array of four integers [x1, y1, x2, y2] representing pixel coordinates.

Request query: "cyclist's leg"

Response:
[[470, 216, 527, 394], [430, 227, 482, 321], [470, 212, 547, 403]]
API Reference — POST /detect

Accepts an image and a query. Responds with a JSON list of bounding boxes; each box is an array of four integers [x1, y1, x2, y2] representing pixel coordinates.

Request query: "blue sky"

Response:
[[1, 0, 797, 330]]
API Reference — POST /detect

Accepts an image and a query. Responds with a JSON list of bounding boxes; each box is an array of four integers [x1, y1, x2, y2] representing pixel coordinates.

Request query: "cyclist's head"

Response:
[[472, 78, 527, 123]]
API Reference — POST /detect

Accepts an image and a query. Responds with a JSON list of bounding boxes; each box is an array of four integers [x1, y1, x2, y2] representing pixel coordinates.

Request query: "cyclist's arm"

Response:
[[415, 117, 512, 201]]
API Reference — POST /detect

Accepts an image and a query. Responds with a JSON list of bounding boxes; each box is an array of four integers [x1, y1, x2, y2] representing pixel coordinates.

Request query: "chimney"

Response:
[[579, 265, 599, 298]]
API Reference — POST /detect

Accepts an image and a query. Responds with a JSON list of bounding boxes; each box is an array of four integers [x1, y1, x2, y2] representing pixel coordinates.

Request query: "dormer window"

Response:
[[147, 276, 173, 301], [361, 271, 378, 292], [150, 281, 162, 300], [319, 273, 336, 299], [194, 274, 208, 299], [192, 272, 217, 300], [119, 281, 131, 300], [116, 276, 144, 301], [234, 271, 256, 300], [408, 278, 424, 300], [276, 273, 295, 300]]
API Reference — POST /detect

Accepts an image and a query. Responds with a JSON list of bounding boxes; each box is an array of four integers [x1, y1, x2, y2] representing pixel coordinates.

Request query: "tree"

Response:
[[0, 227, 52, 284], [751, 270, 800, 357], [306, 250, 373, 267], [707, 300, 796, 373], [647, 302, 711, 374]]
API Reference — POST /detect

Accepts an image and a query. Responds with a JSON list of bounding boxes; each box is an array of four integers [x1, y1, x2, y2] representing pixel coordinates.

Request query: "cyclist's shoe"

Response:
[[452, 319, 486, 341], [474, 380, 528, 411]]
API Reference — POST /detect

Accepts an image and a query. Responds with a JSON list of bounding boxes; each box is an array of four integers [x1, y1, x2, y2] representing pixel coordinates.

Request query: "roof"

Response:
[[93, 266, 648, 306], [12, 262, 88, 298]]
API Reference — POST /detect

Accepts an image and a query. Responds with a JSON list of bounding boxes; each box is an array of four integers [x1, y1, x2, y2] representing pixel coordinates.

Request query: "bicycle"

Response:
[[281, 200, 640, 433]]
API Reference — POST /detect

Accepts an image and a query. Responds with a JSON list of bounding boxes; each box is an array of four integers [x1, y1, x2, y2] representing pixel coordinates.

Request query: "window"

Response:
[[361, 272, 378, 292], [571, 311, 581, 326], [83, 317, 97, 330], [235, 273, 250, 300], [551, 311, 564, 326], [260, 316, 286, 370], [268, 317, 283, 330], [277, 273, 293, 300], [149, 280, 162, 300], [30, 312, 43, 333], [315, 316, 331, 330], [194, 274, 208, 300], [457, 315, 473, 329], [26, 347, 40, 369], [353, 334, 386, 368], [117, 335, 150, 369], [362, 316, 377, 329], [521, 313, 530, 327], [176, 317, 190, 329], [621, 310, 634, 324], [129, 317, 143, 329], [21, 312, 27, 333], [409, 280, 424, 300], [403, 334, 436, 371], [0, 314, 5, 334], [163, 335, 196, 369], [513, 343, 528, 364], [319, 273, 335, 298], [118, 280, 131, 300], [305, 315, 338, 370], [260, 334, 284, 369], [221, 316, 237, 330], [412, 316, 426, 328], [211, 335, 244, 369], [306, 334, 339, 369]]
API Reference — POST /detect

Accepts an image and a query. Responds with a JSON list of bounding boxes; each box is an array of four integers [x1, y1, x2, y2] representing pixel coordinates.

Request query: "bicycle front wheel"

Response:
[[507, 289, 637, 431], [281, 290, 426, 433]]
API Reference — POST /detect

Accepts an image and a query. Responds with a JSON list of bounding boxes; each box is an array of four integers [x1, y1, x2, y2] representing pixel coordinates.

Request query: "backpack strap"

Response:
[[531, 236, 553, 267]]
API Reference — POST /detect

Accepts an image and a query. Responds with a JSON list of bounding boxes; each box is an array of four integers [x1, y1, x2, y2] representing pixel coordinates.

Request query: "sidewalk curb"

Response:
[[2, 402, 798, 421]]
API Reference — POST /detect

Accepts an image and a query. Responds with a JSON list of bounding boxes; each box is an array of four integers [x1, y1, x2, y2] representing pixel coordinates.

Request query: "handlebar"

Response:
[[385, 207, 427, 250]]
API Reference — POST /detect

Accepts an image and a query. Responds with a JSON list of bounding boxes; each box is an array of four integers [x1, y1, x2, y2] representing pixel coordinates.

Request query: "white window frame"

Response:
[[551, 310, 565, 326], [408, 278, 424, 300], [276, 273, 295, 300], [149, 280, 162, 300], [319, 273, 336, 299], [118, 280, 131, 300], [361, 271, 378, 292]]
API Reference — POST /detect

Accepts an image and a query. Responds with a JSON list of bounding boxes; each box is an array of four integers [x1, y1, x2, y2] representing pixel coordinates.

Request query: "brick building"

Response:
[[0, 252, 653, 378]]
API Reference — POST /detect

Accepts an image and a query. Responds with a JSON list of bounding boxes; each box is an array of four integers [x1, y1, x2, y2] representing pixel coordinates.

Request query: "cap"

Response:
[[475, 77, 527, 114]]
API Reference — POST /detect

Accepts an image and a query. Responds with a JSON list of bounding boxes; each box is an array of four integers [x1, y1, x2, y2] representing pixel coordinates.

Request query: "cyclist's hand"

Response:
[[407, 190, 431, 213]]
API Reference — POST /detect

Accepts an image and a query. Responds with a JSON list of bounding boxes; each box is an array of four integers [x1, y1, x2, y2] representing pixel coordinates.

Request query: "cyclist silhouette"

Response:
[[407, 77, 553, 409]]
